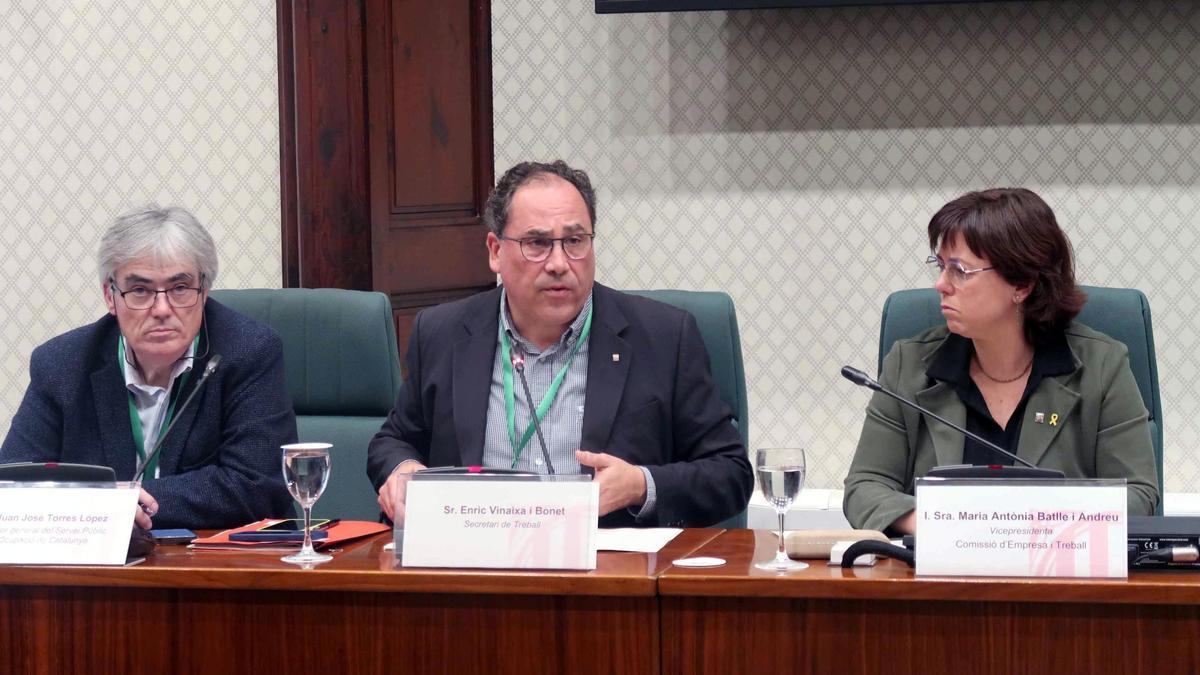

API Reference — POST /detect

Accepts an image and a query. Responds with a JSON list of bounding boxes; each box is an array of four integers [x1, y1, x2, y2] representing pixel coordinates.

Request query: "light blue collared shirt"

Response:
[[481, 288, 657, 520], [121, 339, 196, 478]]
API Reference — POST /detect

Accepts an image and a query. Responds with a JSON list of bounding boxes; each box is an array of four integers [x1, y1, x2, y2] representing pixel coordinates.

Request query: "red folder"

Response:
[[191, 519, 389, 550]]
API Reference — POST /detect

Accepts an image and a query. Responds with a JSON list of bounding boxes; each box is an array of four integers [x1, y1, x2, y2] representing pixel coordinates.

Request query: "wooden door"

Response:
[[365, 0, 496, 358], [279, 0, 495, 362]]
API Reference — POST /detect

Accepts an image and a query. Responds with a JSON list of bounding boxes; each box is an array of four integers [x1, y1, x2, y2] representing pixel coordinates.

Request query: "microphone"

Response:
[[125, 354, 221, 557], [510, 349, 555, 475], [840, 365, 1063, 477], [133, 354, 222, 483], [840, 366, 882, 391]]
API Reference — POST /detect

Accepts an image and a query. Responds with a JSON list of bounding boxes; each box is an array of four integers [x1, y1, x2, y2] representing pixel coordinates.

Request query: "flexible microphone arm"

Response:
[[133, 355, 222, 483], [511, 351, 555, 475], [840, 365, 1041, 471]]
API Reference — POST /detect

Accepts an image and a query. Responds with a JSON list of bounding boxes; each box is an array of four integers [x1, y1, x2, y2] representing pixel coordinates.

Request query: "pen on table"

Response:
[[315, 519, 340, 530]]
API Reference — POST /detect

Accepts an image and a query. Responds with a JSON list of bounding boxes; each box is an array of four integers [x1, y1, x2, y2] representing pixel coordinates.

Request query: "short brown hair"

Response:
[[928, 188, 1086, 344]]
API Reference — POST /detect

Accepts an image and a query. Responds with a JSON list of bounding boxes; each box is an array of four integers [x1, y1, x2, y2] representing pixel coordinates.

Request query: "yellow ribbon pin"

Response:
[[1049, 413, 1059, 426]]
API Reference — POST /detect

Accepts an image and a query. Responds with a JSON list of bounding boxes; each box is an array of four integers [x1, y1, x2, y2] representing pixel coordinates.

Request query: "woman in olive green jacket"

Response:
[[844, 189, 1160, 534]]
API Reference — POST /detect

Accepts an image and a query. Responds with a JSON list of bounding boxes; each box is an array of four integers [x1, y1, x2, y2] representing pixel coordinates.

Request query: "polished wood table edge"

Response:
[[0, 528, 724, 598], [0, 568, 661, 596], [657, 529, 1200, 606]]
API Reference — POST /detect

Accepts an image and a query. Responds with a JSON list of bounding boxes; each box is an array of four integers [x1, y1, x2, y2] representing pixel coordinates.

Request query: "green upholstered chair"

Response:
[[877, 286, 1164, 511], [210, 288, 402, 521], [629, 290, 750, 528]]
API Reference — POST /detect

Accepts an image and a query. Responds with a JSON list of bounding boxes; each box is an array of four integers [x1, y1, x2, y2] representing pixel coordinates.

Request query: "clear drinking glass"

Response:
[[754, 447, 808, 572], [281, 442, 333, 566]]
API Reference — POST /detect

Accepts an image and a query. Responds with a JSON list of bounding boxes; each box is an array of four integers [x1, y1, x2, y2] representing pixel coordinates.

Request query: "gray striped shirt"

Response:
[[482, 289, 657, 518]]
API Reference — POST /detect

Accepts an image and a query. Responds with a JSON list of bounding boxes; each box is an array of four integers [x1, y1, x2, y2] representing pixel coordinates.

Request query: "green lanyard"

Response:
[[119, 335, 195, 479], [500, 305, 593, 468]]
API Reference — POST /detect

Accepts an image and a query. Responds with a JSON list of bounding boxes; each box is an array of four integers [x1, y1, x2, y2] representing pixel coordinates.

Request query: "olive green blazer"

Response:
[[843, 322, 1160, 532]]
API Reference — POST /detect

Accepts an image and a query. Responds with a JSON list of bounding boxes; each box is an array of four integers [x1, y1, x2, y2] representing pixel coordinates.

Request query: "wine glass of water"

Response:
[[281, 442, 333, 566], [755, 447, 808, 572]]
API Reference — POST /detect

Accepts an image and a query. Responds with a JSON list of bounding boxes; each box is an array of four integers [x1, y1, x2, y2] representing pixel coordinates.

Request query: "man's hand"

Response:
[[135, 488, 158, 530], [378, 461, 427, 523], [575, 450, 647, 516]]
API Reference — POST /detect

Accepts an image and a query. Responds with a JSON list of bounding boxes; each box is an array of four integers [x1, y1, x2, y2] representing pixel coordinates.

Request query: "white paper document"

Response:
[[596, 527, 682, 553]]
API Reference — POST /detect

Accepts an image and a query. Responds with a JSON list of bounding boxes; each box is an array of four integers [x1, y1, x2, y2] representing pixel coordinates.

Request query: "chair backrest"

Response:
[[628, 290, 749, 528], [210, 288, 402, 521], [878, 286, 1164, 506]]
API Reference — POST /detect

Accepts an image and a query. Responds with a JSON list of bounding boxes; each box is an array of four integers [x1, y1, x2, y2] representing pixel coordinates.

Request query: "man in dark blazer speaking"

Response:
[[0, 206, 296, 529], [368, 161, 752, 528]]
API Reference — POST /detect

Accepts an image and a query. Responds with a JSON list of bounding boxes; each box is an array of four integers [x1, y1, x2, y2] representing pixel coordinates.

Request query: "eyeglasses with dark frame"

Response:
[[110, 276, 205, 310], [499, 233, 595, 262], [926, 255, 994, 288]]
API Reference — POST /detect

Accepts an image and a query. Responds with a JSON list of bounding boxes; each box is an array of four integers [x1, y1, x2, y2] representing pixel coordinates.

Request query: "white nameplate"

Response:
[[0, 482, 139, 565], [915, 478, 1127, 578], [401, 478, 599, 569]]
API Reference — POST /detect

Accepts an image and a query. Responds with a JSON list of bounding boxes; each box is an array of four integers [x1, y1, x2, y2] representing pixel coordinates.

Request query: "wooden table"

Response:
[[0, 529, 721, 675], [8, 528, 1200, 675], [658, 529, 1200, 675]]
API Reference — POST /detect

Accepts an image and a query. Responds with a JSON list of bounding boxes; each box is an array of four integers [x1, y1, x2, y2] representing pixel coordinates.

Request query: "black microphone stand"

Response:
[[841, 365, 1064, 479], [127, 355, 223, 558], [134, 355, 223, 483], [512, 351, 555, 475]]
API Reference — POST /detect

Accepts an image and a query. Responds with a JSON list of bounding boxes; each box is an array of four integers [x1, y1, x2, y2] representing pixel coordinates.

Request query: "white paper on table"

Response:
[[596, 527, 682, 553]]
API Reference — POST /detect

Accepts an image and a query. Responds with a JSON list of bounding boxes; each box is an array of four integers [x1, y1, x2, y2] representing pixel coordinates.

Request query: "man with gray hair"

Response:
[[0, 206, 296, 529]]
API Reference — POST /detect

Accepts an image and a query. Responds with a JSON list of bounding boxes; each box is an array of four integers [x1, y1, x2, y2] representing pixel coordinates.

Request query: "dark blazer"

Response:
[[0, 299, 296, 529], [367, 283, 753, 527], [844, 323, 1160, 532]]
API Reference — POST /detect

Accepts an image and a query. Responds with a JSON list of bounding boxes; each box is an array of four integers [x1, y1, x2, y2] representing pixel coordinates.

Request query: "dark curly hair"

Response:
[[483, 160, 597, 235]]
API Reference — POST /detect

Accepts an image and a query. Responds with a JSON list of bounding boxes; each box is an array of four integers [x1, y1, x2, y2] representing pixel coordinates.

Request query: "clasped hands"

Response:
[[377, 450, 647, 522]]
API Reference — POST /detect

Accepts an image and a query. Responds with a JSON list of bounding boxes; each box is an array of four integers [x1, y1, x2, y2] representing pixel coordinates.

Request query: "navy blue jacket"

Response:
[[0, 299, 296, 529], [367, 283, 753, 528]]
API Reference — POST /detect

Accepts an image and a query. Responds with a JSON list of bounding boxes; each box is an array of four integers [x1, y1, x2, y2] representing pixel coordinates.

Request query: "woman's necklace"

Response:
[[973, 354, 1033, 383]]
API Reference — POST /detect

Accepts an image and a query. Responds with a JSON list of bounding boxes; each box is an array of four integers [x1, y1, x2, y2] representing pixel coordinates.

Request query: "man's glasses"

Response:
[[926, 255, 994, 288], [110, 278, 204, 310], [500, 233, 595, 263]]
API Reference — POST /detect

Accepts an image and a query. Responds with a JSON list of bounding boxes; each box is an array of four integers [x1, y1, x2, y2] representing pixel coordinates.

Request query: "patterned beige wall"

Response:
[[492, 0, 1200, 491], [0, 2, 281, 432]]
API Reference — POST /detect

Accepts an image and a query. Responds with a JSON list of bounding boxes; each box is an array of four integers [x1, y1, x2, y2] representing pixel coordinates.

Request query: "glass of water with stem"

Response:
[[755, 447, 808, 572], [281, 442, 333, 566]]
